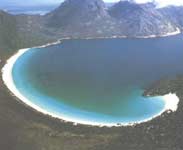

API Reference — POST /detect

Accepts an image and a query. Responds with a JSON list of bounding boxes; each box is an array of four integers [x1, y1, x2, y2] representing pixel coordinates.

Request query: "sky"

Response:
[[107, 0, 183, 7], [1, 0, 183, 8]]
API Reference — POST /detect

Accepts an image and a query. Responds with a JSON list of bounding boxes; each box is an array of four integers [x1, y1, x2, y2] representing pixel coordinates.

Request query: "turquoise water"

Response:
[[12, 35, 183, 125]]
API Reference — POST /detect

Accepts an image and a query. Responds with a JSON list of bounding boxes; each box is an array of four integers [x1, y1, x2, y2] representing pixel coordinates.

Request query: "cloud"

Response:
[[105, 0, 183, 7], [154, 0, 183, 8]]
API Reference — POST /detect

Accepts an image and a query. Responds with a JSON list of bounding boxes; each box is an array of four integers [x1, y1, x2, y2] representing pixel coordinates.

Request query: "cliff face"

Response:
[[43, 0, 181, 37], [44, 0, 120, 37], [159, 6, 183, 30], [46, 0, 108, 27], [108, 1, 178, 36]]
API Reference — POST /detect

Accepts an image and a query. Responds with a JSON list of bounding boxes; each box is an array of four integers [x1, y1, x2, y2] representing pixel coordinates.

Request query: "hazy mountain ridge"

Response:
[[159, 6, 183, 30], [1, 0, 183, 56], [44, 0, 121, 37], [43, 0, 181, 37], [108, 1, 177, 36], [46, 0, 108, 27]]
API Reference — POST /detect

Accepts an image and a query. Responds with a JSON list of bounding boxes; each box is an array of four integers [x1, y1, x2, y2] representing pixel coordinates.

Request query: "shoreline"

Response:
[[1, 38, 180, 127], [60, 28, 181, 40], [41, 28, 182, 42]]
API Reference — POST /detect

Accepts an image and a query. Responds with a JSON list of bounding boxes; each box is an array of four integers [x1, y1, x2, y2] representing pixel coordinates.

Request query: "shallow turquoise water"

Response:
[[12, 35, 183, 125]]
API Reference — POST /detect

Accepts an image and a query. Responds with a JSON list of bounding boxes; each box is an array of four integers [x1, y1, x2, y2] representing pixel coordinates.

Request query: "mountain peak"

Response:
[[46, 0, 108, 27], [43, 0, 179, 37], [108, 0, 177, 36]]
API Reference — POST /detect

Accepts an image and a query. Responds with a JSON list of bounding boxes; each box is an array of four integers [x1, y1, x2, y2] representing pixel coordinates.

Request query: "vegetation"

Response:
[[1, 1, 183, 150]]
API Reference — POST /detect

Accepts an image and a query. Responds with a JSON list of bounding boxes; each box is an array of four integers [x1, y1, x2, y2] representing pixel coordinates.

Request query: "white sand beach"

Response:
[[1, 40, 180, 127]]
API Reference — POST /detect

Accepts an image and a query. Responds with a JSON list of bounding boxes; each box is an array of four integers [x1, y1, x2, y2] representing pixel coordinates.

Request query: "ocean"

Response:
[[1, 4, 58, 15]]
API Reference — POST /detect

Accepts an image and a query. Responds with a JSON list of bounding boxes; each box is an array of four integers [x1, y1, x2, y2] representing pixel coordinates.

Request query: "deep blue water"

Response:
[[12, 35, 183, 125]]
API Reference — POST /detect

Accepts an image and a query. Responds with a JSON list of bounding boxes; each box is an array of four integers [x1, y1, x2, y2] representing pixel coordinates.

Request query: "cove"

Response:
[[4, 35, 183, 126]]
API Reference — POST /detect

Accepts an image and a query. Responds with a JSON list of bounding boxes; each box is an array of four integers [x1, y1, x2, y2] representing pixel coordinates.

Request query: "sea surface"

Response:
[[12, 35, 183, 125], [1, 4, 58, 15]]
